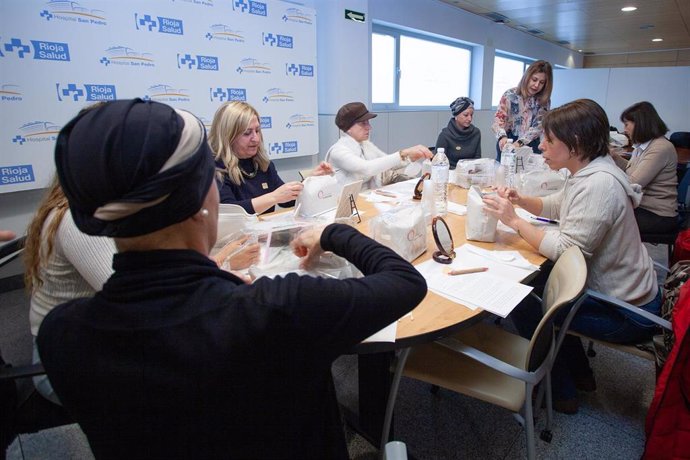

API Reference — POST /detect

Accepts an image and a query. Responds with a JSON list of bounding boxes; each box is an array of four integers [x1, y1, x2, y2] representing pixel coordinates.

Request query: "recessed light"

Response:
[[652, 38, 663, 42], [621, 6, 637, 12], [578, 49, 583, 52]]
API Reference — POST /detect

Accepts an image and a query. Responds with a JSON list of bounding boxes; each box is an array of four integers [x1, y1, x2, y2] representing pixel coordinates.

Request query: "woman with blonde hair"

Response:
[[24, 177, 116, 404], [209, 101, 331, 214], [492, 59, 553, 160]]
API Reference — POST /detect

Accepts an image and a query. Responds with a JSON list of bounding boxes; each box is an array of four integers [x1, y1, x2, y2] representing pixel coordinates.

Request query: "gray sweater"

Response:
[[539, 155, 657, 306]]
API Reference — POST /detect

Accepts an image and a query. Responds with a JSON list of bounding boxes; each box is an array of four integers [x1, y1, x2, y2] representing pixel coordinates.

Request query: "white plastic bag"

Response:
[[295, 175, 339, 217], [465, 186, 498, 242], [369, 205, 427, 262], [452, 158, 498, 189], [516, 169, 566, 197]]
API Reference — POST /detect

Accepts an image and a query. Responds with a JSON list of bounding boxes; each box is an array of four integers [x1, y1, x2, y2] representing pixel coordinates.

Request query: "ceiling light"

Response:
[[652, 38, 663, 42], [578, 49, 583, 52], [621, 6, 637, 12]]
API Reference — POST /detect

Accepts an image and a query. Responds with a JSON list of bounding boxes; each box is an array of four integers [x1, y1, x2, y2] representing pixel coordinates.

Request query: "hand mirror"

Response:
[[413, 173, 431, 201], [432, 216, 455, 264]]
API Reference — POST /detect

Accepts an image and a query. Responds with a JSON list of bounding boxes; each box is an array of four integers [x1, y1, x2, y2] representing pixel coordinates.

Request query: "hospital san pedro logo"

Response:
[[12, 121, 60, 146], [236, 58, 271, 75], [0, 84, 23, 102], [173, 0, 213, 7], [262, 88, 294, 103], [205, 24, 245, 43], [55, 83, 116, 102], [144, 84, 190, 103], [269, 141, 298, 155], [232, 0, 267, 17], [100, 46, 155, 68], [177, 53, 219, 71], [39, 1, 107, 26], [209, 87, 247, 102], [282, 7, 313, 25], [2, 37, 70, 62], [285, 114, 314, 129], [134, 13, 183, 35]]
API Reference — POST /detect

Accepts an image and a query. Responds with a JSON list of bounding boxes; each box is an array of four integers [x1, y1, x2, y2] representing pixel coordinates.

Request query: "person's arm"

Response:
[[218, 176, 256, 214], [250, 182, 302, 214], [247, 224, 427, 356], [483, 194, 546, 251], [474, 130, 482, 158], [491, 90, 511, 140], [327, 142, 403, 180], [539, 175, 619, 261], [625, 141, 673, 188], [0, 230, 16, 242], [59, 213, 115, 289], [610, 149, 630, 170]]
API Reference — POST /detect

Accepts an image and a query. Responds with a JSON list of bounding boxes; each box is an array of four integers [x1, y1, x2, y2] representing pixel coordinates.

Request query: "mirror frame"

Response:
[[432, 216, 456, 264], [412, 173, 431, 201]]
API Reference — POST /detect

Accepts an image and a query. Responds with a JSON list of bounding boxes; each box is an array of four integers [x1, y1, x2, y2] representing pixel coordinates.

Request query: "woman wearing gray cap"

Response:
[[436, 96, 482, 168], [37, 99, 427, 459], [325, 102, 432, 189]]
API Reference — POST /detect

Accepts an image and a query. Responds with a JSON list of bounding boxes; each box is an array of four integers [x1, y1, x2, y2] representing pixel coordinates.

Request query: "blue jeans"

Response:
[[510, 288, 662, 399]]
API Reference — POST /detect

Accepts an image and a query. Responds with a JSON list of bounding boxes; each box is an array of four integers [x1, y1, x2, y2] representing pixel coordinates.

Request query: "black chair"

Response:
[[0, 236, 71, 452], [670, 132, 690, 150]]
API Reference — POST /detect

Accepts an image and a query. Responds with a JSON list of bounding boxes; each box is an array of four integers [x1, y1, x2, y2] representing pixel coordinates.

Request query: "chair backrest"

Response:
[[0, 236, 26, 268], [670, 132, 690, 149], [677, 161, 690, 209], [526, 246, 587, 372]]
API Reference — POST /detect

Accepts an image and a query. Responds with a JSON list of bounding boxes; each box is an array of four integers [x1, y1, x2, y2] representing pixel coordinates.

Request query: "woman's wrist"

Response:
[[399, 149, 407, 161]]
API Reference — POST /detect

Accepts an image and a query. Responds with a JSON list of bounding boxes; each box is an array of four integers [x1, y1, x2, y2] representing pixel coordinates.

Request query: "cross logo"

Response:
[[179, 54, 196, 69], [4, 38, 31, 58], [138, 14, 157, 31], [39, 10, 54, 21], [270, 143, 282, 154]]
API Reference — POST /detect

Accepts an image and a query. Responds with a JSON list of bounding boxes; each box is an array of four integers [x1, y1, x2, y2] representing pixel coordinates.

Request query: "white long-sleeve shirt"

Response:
[[325, 132, 404, 189], [30, 210, 116, 336]]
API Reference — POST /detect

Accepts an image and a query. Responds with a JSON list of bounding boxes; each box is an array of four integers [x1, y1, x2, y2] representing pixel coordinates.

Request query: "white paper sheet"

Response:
[[362, 321, 398, 343], [415, 244, 539, 317]]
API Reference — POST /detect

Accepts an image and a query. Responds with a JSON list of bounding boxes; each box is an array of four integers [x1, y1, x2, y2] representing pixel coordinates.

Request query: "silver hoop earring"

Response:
[[200, 208, 209, 217]]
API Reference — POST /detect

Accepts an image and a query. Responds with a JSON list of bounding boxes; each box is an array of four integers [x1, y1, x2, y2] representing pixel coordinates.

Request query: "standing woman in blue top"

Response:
[[209, 101, 331, 214], [435, 97, 481, 169], [492, 60, 553, 160]]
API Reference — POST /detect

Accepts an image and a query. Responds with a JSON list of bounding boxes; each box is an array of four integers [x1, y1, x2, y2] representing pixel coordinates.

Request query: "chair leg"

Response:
[[586, 340, 596, 357], [540, 372, 553, 443], [380, 348, 411, 455], [524, 383, 536, 460]]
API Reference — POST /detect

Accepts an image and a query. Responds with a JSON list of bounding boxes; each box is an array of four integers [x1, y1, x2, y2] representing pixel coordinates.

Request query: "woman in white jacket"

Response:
[[325, 102, 432, 189]]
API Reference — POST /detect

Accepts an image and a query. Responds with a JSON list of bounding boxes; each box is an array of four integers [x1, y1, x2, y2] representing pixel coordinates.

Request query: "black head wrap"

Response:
[[450, 97, 474, 116], [55, 98, 215, 237]]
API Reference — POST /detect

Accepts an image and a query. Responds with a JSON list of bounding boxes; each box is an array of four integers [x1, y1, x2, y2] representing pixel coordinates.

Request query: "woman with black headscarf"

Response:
[[436, 96, 481, 168]]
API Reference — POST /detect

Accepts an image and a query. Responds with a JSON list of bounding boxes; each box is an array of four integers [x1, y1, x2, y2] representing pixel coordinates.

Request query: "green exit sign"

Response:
[[344, 9, 365, 22]]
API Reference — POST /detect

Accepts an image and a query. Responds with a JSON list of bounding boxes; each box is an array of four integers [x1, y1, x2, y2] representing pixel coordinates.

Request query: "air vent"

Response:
[[557, 40, 570, 45], [527, 28, 545, 35], [584, 51, 595, 55], [639, 24, 655, 30], [483, 12, 510, 24]]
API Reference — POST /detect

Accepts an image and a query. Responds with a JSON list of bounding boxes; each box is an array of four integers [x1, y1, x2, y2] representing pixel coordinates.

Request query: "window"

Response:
[[492, 54, 533, 107], [372, 24, 471, 110]]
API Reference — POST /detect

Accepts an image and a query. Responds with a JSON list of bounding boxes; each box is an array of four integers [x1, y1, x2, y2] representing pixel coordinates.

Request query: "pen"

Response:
[[446, 267, 488, 276], [374, 189, 397, 198], [530, 216, 559, 225]]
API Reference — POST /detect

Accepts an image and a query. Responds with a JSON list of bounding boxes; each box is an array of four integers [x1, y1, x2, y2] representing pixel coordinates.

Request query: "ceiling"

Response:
[[438, 0, 690, 55]]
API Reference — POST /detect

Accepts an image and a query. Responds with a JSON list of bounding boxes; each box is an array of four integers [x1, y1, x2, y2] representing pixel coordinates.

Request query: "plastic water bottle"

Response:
[[500, 140, 516, 187], [421, 158, 432, 177], [432, 147, 449, 216]]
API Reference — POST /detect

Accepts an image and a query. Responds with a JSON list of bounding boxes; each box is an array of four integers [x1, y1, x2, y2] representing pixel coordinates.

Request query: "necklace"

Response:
[[240, 162, 258, 179]]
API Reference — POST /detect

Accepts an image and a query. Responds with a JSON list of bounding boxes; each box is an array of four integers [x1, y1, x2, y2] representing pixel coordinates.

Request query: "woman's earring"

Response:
[[200, 208, 210, 217]]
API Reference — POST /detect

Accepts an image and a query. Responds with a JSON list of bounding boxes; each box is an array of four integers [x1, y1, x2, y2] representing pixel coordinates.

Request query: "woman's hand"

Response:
[[498, 137, 508, 151], [312, 161, 334, 176], [270, 181, 303, 204], [214, 235, 261, 270], [400, 145, 433, 162], [482, 194, 521, 230], [291, 226, 326, 269], [495, 187, 522, 205]]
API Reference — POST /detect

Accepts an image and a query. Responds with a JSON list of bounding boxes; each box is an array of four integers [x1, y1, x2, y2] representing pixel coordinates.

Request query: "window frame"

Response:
[[491, 52, 536, 109], [372, 23, 473, 112]]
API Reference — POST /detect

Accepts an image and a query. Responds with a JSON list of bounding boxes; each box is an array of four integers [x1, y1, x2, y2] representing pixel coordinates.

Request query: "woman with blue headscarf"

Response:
[[435, 96, 481, 168]]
